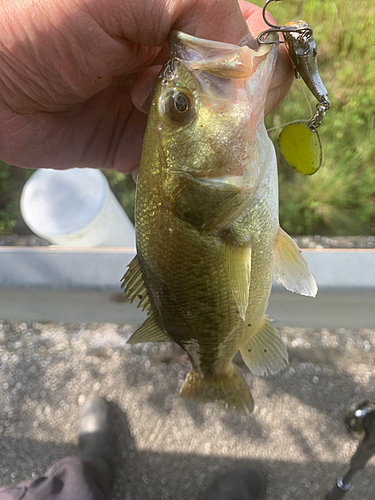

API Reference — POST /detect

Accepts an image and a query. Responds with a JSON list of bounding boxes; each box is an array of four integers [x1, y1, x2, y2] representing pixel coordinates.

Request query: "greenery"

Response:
[[0, 162, 33, 235], [252, 0, 375, 235], [101, 170, 136, 224], [0, 0, 374, 236]]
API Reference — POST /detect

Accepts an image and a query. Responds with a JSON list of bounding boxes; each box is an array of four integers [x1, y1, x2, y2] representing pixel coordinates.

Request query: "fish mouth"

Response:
[[168, 30, 278, 137], [163, 31, 278, 197], [169, 30, 278, 80]]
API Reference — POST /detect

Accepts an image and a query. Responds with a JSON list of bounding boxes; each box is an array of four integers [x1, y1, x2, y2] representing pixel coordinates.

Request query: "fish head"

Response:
[[147, 31, 278, 229]]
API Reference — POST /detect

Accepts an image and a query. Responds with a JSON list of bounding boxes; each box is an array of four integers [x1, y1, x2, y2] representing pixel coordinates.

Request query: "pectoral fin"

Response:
[[120, 256, 151, 311], [127, 315, 170, 344], [225, 241, 251, 321], [273, 227, 317, 297], [240, 316, 288, 376]]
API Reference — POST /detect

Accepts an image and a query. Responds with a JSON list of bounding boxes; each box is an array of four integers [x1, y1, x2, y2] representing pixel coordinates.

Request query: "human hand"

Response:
[[0, 0, 293, 174]]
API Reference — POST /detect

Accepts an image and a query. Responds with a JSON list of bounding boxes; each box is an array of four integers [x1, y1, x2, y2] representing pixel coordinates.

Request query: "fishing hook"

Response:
[[257, 0, 313, 44]]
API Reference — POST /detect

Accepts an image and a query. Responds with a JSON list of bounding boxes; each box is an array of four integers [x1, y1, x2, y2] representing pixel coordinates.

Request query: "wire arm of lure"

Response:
[[257, 0, 330, 132]]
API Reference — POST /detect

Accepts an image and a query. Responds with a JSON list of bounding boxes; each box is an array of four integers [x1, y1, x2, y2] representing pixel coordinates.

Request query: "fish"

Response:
[[121, 31, 317, 413]]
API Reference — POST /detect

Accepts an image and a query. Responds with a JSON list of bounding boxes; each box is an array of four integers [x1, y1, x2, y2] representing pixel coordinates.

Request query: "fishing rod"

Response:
[[325, 399, 375, 499]]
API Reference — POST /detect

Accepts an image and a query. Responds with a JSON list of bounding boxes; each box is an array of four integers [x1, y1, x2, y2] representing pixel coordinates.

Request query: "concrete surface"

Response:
[[1, 319, 375, 499], [0, 247, 135, 290], [1, 247, 375, 290], [2, 288, 375, 329]]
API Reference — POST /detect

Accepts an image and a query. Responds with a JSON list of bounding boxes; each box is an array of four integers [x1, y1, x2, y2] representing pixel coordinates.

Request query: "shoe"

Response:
[[78, 396, 116, 496], [197, 465, 267, 500]]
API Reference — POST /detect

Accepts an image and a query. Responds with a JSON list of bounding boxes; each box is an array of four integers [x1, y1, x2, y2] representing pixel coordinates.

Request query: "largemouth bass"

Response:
[[122, 31, 317, 413]]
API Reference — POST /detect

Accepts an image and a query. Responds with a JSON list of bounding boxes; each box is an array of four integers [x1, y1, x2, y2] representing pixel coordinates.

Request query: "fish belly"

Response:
[[136, 198, 240, 372]]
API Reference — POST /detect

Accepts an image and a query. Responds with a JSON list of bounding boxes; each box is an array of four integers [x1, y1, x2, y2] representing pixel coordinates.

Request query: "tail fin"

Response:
[[180, 366, 254, 414]]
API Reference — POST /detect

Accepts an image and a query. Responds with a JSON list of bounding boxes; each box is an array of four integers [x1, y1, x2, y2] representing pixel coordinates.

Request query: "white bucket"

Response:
[[21, 168, 135, 247]]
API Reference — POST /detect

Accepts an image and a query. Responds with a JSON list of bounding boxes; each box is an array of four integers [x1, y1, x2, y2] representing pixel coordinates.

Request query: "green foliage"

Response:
[[0, 163, 33, 235], [252, 0, 375, 234], [101, 170, 136, 224], [1, 0, 374, 236]]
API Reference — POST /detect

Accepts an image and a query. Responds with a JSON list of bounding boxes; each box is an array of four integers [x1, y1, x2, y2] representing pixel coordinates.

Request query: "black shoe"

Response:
[[197, 465, 267, 500], [78, 396, 116, 496]]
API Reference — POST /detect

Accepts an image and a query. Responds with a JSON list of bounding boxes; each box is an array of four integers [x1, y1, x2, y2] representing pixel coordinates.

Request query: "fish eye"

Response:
[[164, 90, 194, 124]]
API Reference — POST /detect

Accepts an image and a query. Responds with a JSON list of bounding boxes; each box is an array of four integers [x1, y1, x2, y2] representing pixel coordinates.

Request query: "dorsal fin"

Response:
[[273, 227, 317, 297], [120, 256, 151, 311], [127, 315, 170, 344], [225, 240, 252, 321]]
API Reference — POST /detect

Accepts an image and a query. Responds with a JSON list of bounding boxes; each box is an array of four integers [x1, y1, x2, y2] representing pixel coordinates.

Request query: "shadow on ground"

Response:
[[1, 435, 375, 500], [1, 321, 375, 499]]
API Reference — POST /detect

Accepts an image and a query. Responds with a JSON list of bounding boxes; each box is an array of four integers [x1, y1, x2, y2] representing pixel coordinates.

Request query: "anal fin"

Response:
[[240, 316, 288, 376], [128, 315, 170, 344], [225, 240, 251, 321], [273, 227, 317, 297]]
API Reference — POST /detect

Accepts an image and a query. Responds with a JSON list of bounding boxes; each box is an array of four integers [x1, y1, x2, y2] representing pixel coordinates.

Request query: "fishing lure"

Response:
[[258, 0, 330, 175]]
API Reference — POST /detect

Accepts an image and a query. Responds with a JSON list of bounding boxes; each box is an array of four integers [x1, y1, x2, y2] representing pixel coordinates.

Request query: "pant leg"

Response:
[[0, 457, 108, 500]]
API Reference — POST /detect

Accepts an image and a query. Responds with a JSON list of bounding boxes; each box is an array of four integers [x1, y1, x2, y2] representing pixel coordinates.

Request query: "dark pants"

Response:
[[0, 457, 107, 500]]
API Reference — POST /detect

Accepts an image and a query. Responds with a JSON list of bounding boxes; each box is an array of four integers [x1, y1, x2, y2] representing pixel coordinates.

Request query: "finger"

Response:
[[131, 65, 162, 113], [171, 0, 251, 46], [114, 108, 148, 174], [109, 0, 251, 47]]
